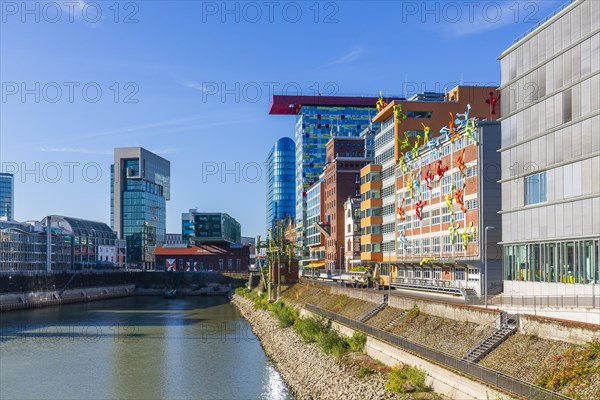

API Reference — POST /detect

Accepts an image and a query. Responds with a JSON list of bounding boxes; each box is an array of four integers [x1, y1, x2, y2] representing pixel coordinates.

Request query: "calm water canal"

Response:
[[0, 296, 293, 400]]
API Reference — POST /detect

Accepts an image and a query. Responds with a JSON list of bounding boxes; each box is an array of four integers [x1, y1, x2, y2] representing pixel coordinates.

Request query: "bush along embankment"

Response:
[[233, 288, 443, 400]]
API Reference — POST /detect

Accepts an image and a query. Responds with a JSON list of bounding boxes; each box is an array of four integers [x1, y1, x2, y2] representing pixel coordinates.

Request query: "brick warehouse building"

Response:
[[321, 136, 371, 271], [154, 243, 250, 272]]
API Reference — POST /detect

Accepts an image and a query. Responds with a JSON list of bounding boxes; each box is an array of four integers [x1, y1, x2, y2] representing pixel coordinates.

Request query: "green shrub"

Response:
[[386, 365, 429, 394], [317, 329, 349, 357], [349, 332, 367, 352], [406, 303, 420, 321], [358, 366, 375, 378], [270, 301, 299, 328], [294, 317, 327, 343]]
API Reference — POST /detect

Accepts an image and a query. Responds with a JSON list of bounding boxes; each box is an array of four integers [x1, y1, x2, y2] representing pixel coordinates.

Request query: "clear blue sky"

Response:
[[0, 0, 564, 237]]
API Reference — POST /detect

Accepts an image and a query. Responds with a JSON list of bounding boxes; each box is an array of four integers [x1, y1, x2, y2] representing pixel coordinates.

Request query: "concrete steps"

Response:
[[358, 302, 387, 323], [382, 313, 405, 331], [462, 313, 517, 363]]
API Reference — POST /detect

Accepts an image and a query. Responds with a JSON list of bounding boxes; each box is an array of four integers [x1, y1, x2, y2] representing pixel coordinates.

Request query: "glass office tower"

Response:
[[266, 137, 296, 230], [294, 105, 378, 258], [0, 173, 14, 220], [111, 147, 170, 270]]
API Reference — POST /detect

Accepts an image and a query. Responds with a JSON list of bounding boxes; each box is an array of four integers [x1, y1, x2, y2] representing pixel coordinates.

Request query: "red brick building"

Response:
[[322, 136, 370, 271], [154, 244, 250, 272]]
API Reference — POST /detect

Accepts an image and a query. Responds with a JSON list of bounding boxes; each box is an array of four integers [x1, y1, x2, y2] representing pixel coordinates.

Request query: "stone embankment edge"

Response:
[[0, 284, 135, 312], [298, 308, 512, 400], [231, 294, 396, 400]]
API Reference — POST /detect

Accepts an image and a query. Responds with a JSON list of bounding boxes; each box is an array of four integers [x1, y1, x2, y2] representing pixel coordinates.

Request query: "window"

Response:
[[525, 171, 547, 205], [236, 259, 241, 270], [455, 267, 465, 281], [227, 258, 232, 269], [219, 258, 224, 270], [406, 111, 432, 119]]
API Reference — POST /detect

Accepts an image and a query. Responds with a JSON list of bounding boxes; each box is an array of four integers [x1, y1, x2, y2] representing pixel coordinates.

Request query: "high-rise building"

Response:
[[322, 136, 370, 271], [0, 173, 14, 220], [269, 95, 383, 262], [361, 85, 500, 271], [111, 147, 170, 270], [265, 137, 296, 230], [182, 210, 241, 245], [499, 0, 599, 298]]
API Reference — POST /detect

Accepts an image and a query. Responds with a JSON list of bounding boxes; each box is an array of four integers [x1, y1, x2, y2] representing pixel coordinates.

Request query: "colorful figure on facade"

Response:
[[394, 104, 407, 124], [407, 174, 415, 198], [461, 222, 477, 250], [411, 136, 421, 160], [457, 148, 467, 178], [427, 137, 440, 152], [448, 112, 461, 143], [486, 91, 501, 115], [421, 123, 430, 145], [415, 199, 426, 220], [420, 257, 437, 266], [448, 221, 460, 244], [398, 230, 409, 249], [399, 157, 408, 174], [454, 183, 467, 214], [412, 174, 421, 195], [423, 168, 435, 190], [397, 197, 406, 221], [439, 125, 451, 142], [436, 159, 449, 182], [404, 151, 412, 165], [454, 104, 471, 129], [465, 118, 478, 144], [398, 131, 411, 150], [376, 91, 387, 112]]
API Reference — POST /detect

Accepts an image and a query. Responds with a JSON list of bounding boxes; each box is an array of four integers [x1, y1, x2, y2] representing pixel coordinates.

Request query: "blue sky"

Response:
[[0, 0, 564, 237]]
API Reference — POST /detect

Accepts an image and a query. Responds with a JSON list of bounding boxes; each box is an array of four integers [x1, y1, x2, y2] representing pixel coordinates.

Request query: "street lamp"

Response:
[[484, 226, 495, 308], [339, 246, 344, 283]]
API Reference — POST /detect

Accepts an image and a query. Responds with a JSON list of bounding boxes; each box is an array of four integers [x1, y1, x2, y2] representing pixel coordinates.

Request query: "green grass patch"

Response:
[[270, 301, 299, 328], [349, 332, 367, 352], [386, 364, 430, 394], [358, 366, 375, 378]]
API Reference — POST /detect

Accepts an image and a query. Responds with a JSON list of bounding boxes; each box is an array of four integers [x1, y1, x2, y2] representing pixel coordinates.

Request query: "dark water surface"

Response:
[[0, 296, 293, 400]]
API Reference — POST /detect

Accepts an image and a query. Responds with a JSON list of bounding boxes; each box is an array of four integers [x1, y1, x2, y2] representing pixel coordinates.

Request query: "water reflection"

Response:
[[0, 296, 293, 400]]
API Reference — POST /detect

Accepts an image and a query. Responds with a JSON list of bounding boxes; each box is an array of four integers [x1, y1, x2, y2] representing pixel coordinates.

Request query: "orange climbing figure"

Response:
[[448, 112, 461, 143], [457, 148, 467, 178], [454, 183, 467, 214], [397, 197, 406, 221]]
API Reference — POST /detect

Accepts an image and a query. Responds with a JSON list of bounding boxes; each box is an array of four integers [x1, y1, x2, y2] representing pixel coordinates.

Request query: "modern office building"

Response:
[[1, 216, 125, 272], [165, 233, 184, 245], [390, 121, 503, 297], [111, 147, 170, 270], [344, 197, 362, 269], [498, 0, 600, 297], [182, 210, 241, 245], [0, 173, 14, 220], [43, 215, 127, 269], [269, 95, 383, 262], [361, 85, 500, 273], [322, 136, 371, 271], [266, 137, 296, 230], [304, 175, 325, 268]]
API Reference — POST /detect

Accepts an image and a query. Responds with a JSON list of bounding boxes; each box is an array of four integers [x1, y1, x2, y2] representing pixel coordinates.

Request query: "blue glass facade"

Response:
[[295, 105, 378, 257], [266, 137, 296, 230], [111, 148, 170, 269], [0, 173, 14, 220]]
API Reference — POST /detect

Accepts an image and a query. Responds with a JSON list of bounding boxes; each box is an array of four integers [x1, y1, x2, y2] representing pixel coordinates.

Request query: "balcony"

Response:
[[391, 277, 474, 298]]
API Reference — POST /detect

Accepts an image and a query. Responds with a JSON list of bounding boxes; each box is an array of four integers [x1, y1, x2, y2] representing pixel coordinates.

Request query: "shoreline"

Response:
[[231, 294, 399, 400]]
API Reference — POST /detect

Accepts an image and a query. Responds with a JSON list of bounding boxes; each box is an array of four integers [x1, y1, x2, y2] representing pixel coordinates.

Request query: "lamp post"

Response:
[[339, 246, 344, 284], [484, 226, 495, 308]]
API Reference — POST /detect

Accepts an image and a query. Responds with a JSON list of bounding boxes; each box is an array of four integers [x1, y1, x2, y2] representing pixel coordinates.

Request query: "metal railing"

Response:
[[305, 304, 572, 400], [512, 0, 577, 44], [490, 295, 599, 309]]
